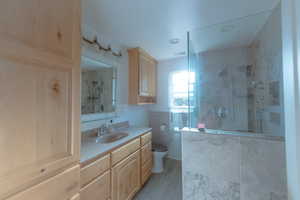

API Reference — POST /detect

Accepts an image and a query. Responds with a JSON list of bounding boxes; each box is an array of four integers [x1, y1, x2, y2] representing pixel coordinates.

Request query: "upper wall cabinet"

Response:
[[0, 0, 81, 198], [128, 48, 157, 104]]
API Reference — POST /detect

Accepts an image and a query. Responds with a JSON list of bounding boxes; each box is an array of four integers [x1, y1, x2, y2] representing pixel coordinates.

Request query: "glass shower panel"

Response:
[[187, 32, 200, 129], [187, 7, 285, 137]]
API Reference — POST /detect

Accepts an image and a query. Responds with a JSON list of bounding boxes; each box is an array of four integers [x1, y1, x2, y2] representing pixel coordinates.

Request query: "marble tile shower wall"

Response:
[[198, 47, 251, 132], [249, 4, 284, 136], [195, 4, 284, 136], [182, 132, 287, 200]]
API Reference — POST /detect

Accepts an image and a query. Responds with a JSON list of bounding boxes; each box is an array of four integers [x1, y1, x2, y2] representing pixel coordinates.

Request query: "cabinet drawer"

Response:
[[141, 132, 152, 146], [141, 159, 152, 185], [141, 142, 152, 164], [8, 165, 80, 200], [111, 138, 140, 165], [80, 170, 110, 200], [80, 154, 110, 187]]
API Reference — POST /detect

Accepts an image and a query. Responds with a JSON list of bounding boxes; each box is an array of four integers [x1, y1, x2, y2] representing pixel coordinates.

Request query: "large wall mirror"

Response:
[[81, 55, 117, 122]]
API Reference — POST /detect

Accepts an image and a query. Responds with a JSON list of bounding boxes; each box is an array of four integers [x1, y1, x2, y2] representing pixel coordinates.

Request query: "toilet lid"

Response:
[[152, 144, 168, 152]]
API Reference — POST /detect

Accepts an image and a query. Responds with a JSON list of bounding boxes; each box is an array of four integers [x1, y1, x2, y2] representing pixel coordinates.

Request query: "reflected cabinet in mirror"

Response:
[[81, 56, 116, 115]]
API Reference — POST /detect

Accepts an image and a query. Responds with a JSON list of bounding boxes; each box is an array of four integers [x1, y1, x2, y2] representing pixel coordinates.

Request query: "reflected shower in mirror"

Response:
[[81, 56, 116, 115]]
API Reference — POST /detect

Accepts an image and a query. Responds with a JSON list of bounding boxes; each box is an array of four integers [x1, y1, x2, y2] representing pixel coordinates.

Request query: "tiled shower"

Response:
[[183, 2, 287, 200], [188, 3, 284, 137]]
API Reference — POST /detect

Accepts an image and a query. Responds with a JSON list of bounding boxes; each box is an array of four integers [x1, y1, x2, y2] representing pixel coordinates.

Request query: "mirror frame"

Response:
[[81, 45, 119, 123]]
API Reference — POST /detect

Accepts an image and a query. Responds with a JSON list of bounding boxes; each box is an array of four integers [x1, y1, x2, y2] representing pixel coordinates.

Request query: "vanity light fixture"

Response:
[[82, 36, 122, 57]]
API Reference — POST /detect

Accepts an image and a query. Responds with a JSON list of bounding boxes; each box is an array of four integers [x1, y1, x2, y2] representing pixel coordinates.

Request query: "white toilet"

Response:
[[152, 144, 168, 173]]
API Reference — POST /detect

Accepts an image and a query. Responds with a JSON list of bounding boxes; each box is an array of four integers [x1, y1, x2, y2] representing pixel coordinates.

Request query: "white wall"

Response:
[[148, 57, 188, 160], [250, 4, 284, 136], [281, 0, 300, 198], [149, 57, 188, 112], [115, 49, 149, 127]]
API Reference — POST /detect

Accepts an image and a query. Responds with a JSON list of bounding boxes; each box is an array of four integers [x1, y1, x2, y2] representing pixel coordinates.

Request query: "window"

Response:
[[169, 70, 195, 113]]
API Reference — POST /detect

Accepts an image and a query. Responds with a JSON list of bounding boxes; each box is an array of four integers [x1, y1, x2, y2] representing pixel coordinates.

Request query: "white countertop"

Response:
[[181, 128, 284, 141], [81, 126, 152, 163]]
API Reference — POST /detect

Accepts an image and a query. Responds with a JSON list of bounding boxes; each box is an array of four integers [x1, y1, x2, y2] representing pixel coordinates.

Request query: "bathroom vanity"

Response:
[[80, 38, 154, 200], [80, 129, 152, 200]]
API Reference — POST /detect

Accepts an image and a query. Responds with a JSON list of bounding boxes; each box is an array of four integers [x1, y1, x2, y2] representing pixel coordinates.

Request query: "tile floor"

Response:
[[133, 158, 182, 200]]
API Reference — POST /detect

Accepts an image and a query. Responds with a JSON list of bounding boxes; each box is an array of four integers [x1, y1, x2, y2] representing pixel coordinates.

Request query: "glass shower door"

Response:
[[187, 32, 200, 129]]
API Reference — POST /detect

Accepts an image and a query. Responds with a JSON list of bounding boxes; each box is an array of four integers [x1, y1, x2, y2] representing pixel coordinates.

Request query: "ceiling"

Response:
[[82, 0, 280, 60], [190, 10, 272, 53]]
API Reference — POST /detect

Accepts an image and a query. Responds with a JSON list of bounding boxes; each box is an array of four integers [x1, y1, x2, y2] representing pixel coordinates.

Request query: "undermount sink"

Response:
[[94, 132, 129, 144]]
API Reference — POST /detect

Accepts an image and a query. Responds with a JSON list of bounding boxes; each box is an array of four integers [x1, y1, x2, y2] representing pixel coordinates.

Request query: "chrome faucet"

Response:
[[97, 123, 109, 137]]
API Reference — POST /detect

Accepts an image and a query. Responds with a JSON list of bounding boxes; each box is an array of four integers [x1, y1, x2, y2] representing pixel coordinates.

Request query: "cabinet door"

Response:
[[112, 151, 141, 200], [141, 142, 152, 185], [0, 59, 80, 199], [138, 53, 156, 97], [81, 171, 111, 200], [141, 159, 153, 185], [141, 142, 152, 164], [139, 53, 151, 96], [148, 60, 156, 97], [0, 0, 81, 198]]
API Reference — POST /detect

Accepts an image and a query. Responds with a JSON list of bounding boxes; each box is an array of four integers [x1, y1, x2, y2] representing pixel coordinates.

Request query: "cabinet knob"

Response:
[[57, 31, 62, 41], [52, 81, 60, 94]]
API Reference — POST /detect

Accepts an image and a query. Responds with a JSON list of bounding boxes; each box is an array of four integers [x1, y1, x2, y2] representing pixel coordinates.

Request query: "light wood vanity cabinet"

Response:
[[112, 151, 141, 200], [128, 48, 157, 104], [80, 132, 153, 200], [0, 0, 81, 199]]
